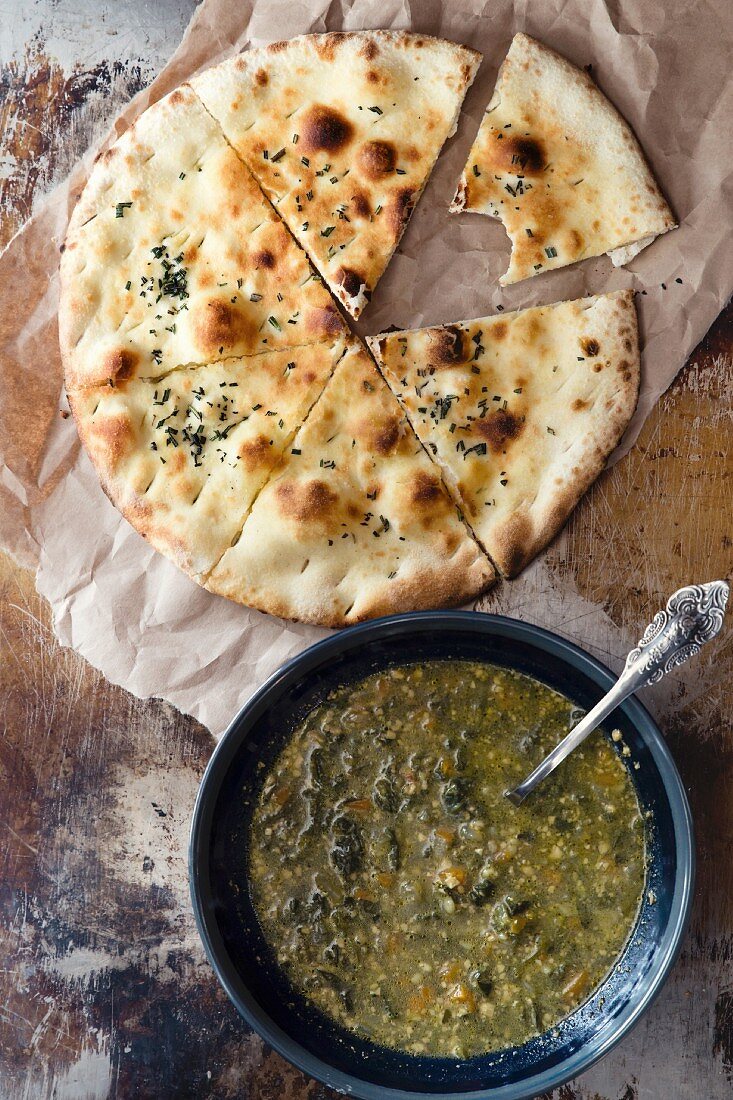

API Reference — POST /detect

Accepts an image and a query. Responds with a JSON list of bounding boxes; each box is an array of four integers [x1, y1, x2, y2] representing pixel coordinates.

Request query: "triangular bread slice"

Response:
[[369, 291, 639, 577], [450, 33, 675, 283], [192, 31, 481, 319], [60, 85, 346, 391], [68, 339, 347, 578], [205, 339, 494, 624]]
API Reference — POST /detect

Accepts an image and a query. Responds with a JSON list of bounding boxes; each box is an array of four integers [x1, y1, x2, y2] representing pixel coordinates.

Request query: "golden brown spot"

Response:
[[428, 326, 465, 367], [388, 187, 414, 240], [361, 39, 378, 60], [492, 321, 508, 340], [252, 249, 275, 269], [300, 104, 354, 154], [476, 408, 523, 453], [617, 359, 633, 383], [169, 90, 186, 107], [306, 304, 345, 337], [268, 40, 288, 53], [169, 450, 188, 475], [581, 337, 600, 357], [568, 229, 584, 253], [92, 413, 132, 461], [193, 299, 251, 354], [103, 348, 139, 384], [411, 470, 443, 506], [357, 140, 396, 180], [624, 338, 633, 352], [493, 133, 545, 175], [335, 267, 365, 301], [238, 434, 272, 471], [366, 69, 380, 84], [313, 34, 341, 62], [372, 417, 400, 456], [572, 398, 588, 412], [255, 68, 268, 86], [276, 479, 337, 522], [351, 191, 370, 218]]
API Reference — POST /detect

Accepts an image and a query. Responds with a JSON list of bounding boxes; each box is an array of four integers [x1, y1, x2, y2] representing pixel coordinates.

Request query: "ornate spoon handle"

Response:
[[505, 581, 729, 806]]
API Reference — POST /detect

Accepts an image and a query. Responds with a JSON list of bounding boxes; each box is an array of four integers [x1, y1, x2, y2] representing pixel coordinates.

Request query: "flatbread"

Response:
[[205, 339, 494, 625], [60, 85, 346, 391], [369, 291, 639, 577], [192, 31, 481, 318], [68, 339, 347, 577], [451, 33, 675, 284]]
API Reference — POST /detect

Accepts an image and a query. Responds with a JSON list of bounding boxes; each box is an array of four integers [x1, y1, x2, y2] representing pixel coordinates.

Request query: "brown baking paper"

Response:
[[1, 0, 731, 735]]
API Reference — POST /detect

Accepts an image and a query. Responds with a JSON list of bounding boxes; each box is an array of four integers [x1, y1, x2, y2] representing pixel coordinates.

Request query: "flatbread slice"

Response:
[[68, 339, 347, 577], [205, 339, 494, 624], [60, 85, 346, 391], [451, 33, 675, 283], [369, 291, 639, 577], [192, 31, 481, 318]]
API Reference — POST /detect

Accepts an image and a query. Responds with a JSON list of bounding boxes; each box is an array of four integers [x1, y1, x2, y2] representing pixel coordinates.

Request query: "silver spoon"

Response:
[[505, 580, 729, 806]]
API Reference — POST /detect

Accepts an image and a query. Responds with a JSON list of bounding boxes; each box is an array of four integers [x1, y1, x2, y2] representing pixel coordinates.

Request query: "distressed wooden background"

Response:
[[1, 2, 731, 1097]]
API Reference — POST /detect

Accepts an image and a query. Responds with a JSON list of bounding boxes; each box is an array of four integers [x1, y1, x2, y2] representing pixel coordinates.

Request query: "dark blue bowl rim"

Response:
[[189, 610, 695, 1100]]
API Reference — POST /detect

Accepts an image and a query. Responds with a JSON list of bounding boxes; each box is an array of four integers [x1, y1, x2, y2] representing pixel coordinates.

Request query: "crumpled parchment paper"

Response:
[[1, 0, 731, 735]]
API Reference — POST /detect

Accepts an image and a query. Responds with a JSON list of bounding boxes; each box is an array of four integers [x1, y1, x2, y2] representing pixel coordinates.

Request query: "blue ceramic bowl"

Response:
[[189, 612, 694, 1099]]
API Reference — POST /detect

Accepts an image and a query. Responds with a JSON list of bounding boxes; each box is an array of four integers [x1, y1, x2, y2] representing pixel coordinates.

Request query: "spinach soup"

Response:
[[248, 661, 645, 1057]]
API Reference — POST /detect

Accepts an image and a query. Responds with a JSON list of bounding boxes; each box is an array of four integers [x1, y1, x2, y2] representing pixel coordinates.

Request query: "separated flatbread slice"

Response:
[[60, 85, 346, 391], [369, 291, 639, 577], [68, 339, 347, 577], [192, 31, 481, 319], [205, 339, 494, 625], [451, 34, 675, 283]]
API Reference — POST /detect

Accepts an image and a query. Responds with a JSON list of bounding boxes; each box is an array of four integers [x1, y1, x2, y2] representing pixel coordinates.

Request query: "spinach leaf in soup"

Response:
[[248, 661, 646, 1058]]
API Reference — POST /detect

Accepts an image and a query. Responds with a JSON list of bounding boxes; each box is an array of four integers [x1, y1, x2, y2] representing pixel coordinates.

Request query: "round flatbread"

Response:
[[451, 33, 675, 283]]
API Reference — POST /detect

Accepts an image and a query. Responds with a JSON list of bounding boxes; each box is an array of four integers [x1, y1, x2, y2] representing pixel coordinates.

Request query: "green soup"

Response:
[[248, 661, 646, 1057]]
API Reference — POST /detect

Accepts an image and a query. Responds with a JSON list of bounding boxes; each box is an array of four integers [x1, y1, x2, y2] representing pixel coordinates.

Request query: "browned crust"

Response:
[[487, 293, 640, 577], [206, 544, 494, 628], [262, 30, 482, 75]]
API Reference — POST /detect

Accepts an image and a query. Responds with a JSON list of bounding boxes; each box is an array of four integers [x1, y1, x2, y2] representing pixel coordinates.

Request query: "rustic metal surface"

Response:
[[1, 4, 731, 1097]]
